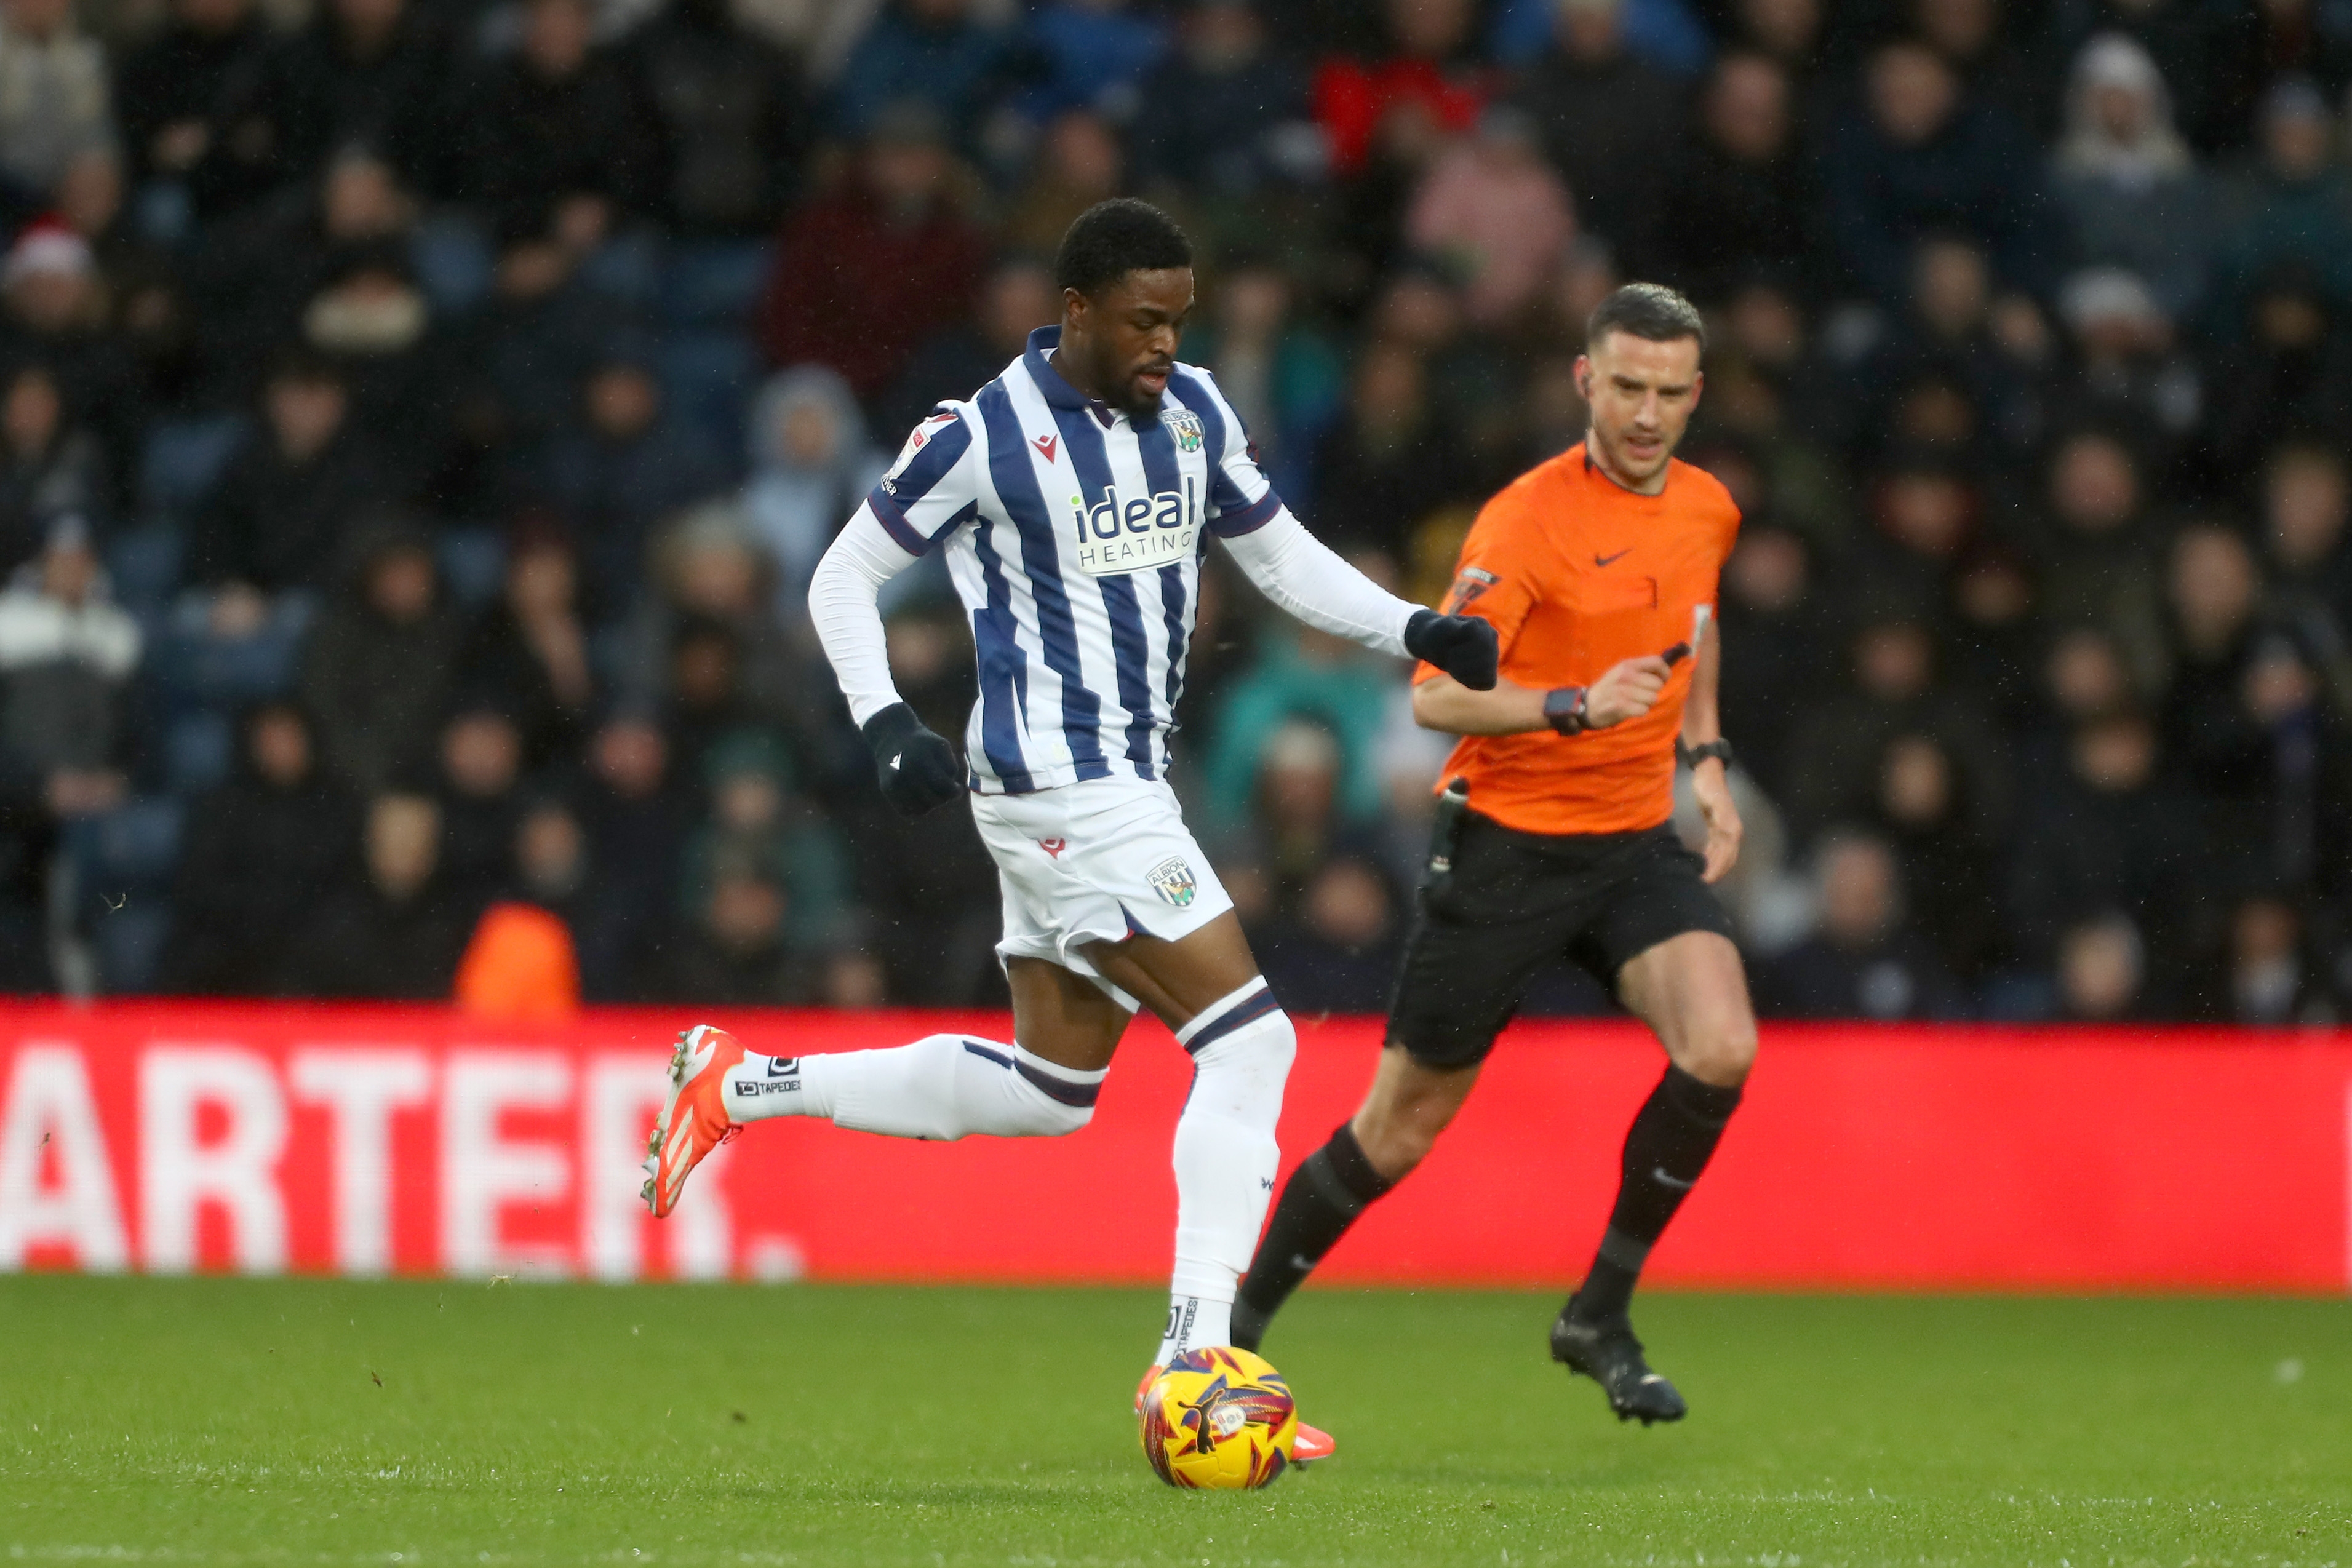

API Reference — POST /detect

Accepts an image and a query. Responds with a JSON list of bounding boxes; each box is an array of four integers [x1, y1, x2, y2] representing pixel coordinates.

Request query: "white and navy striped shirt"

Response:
[[864, 327, 1283, 795]]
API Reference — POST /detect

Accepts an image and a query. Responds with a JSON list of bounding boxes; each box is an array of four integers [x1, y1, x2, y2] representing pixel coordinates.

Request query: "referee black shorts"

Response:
[[1385, 809, 1736, 1069]]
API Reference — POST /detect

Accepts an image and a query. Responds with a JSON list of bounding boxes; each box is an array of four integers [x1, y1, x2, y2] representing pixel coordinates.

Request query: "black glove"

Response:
[[1405, 608, 1499, 690], [861, 702, 965, 817]]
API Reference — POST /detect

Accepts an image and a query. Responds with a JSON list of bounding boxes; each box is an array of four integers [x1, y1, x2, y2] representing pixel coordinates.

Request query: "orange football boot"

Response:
[[642, 1024, 744, 1217]]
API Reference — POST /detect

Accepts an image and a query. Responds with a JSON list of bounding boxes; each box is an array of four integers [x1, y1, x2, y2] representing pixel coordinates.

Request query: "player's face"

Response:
[[1066, 267, 1195, 416], [1576, 332, 1704, 493]]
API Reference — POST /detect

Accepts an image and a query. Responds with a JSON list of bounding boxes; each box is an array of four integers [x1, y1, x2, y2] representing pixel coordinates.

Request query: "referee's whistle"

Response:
[[1661, 641, 1692, 667]]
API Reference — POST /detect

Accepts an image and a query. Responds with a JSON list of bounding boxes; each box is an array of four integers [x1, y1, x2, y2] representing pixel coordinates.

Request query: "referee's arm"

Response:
[[1680, 619, 1744, 883], [1413, 652, 1675, 735]]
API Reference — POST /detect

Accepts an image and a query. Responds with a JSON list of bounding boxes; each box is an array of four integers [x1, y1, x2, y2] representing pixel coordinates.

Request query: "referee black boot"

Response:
[[1549, 1296, 1689, 1426]]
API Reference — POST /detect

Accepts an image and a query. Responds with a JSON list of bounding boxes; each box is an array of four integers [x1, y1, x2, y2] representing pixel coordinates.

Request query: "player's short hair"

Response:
[[1053, 199, 1192, 298], [1586, 282, 1708, 357]]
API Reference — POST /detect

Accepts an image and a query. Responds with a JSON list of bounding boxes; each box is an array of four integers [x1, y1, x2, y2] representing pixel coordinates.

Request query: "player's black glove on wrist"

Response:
[[1405, 609, 1499, 690], [861, 702, 965, 818]]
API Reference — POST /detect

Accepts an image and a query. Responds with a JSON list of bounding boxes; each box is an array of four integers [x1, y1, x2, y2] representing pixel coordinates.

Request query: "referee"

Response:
[[1230, 284, 1754, 1425]]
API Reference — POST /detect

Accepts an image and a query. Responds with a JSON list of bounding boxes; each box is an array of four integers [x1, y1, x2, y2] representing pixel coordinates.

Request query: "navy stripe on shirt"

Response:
[[1053, 403, 1159, 779], [968, 514, 1034, 792], [1133, 412, 1194, 724], [978, 380, 1110, 781]]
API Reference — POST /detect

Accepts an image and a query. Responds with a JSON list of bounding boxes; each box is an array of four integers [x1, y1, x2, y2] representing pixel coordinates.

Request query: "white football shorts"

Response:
[[969, 774, 1234, 1005]]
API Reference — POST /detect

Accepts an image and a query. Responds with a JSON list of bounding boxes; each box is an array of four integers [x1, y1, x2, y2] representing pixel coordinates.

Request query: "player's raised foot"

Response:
[[1549, 1299, 1688, 1426], [642, 1025, 746, 1218], [1134, 1361, 1337, 1462]]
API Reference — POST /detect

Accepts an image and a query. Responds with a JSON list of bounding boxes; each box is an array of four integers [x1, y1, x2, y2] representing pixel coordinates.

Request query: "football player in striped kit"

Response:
[[644, 201, 1497, 1453]]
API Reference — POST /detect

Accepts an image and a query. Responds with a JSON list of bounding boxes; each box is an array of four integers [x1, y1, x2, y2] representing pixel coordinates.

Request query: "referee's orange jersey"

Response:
[[1413, 444, 1742, 836]]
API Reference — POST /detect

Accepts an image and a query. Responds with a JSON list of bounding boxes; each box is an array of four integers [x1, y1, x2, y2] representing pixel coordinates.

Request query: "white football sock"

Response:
[[1154, 1294, 1237, 1369], [726, 1035, 1102, 1139], [1156, 979, 1294, 1362]]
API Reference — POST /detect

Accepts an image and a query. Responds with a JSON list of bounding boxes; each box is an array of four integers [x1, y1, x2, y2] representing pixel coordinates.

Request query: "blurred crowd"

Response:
[[6, 0, 2352, 1022]]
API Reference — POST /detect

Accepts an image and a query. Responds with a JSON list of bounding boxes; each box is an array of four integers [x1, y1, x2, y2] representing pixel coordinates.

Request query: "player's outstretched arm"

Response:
[[1218, 508, 1497, 688], [1413, 650, 1678, 736], [808, 507, 964, 817]]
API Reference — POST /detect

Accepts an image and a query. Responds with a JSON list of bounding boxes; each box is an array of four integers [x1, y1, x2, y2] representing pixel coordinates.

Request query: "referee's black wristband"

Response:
[[1543, 685, 1589, 735], [1678, 737, 1736, 771]]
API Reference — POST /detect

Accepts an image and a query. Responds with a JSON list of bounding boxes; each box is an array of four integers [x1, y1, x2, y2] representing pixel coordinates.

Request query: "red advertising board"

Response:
[[0, 1003, 2345, 1291]]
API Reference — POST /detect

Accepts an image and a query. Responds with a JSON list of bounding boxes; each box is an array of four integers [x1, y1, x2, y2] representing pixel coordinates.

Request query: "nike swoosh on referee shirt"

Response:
[[1595, 549, 1632, 567]]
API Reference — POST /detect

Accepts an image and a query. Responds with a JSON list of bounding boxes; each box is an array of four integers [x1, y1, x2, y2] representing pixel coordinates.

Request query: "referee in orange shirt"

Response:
[[1231, 284, 1753, 1425]]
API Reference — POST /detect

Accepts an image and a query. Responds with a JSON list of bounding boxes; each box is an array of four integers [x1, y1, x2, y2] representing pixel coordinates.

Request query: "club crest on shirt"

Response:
[[1160, 408, 1205, 453], [1147, 854, 1198, 907]]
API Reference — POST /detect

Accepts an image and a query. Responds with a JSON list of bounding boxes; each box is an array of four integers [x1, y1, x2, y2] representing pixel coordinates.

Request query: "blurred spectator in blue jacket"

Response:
[[1131, 0, 1317, 199], [1489, 0, 1710, 76], [829, 0, 1014, 149], [1016, 0, 1170, 125], [538, 344, 733, 616], [1823, 39, 2056, 306]]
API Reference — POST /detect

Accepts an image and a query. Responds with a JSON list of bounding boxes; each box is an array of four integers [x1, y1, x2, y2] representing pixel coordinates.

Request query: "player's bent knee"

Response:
[[1178, 980, 1297, 1109], [1675, 1014, 1757, 1088], [1354, 1117, 1438, 1182]]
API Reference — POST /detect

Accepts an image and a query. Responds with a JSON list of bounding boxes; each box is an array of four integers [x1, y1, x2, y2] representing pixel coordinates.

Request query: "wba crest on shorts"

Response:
[[1160, 408, 1205, 453], [1147, 855, 1199, 907]]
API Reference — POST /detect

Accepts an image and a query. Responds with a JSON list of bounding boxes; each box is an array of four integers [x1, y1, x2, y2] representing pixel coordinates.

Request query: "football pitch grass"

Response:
[[2, 1277, 2346, 1566]]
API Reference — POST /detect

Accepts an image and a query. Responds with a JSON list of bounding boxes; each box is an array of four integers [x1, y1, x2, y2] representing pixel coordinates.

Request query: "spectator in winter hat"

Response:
[[2052, 33, 2211, 320]]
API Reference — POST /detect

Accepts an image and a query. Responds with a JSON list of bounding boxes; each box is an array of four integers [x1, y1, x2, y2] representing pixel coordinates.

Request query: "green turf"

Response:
[[1, 1277, 2346, 1566]]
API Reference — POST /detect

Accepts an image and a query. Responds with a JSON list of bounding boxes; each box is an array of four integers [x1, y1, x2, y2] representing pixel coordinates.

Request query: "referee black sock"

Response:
[[1570, 1066, 1743, 1326], [1230, 1122, 1395, 1352]]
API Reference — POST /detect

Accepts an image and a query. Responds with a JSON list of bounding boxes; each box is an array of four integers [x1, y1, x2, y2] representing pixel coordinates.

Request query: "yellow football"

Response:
[[1139, 1346, 1298, 1489]]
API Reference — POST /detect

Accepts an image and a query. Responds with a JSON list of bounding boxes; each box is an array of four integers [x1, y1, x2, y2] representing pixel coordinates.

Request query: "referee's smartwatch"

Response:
[[1543, 685, 1590, 735], [1678, 737, 1737, 771]]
